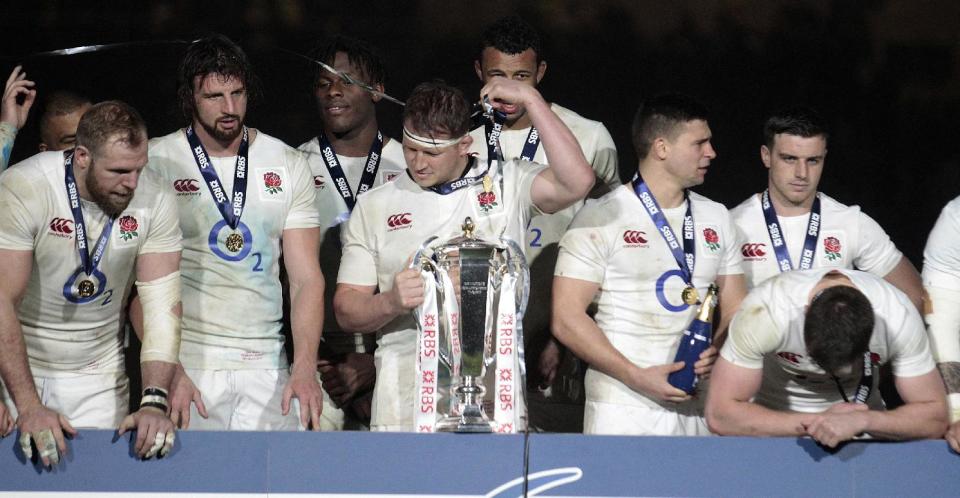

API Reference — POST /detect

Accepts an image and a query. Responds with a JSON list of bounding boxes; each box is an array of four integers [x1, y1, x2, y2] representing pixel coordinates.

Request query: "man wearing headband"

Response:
[[334, 79, 594, 431], [469, 15, 620, 433], [146, 34, 325, 431], [298, 36, 404, 430], [553, 94, 746, 435], [920, 197, 960, 452], [730, 107, 922, 309], [0, 101, 182, 466], [706, 269, 946, 448]]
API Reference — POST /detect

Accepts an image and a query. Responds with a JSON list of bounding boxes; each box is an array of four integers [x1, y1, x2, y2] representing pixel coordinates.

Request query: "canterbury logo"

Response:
[[622, 230, 648, 244], [741, 243, 767, 258], [49, 218, 74, 234], [387, 213, 412, 228], [173, 179, 200, 192]]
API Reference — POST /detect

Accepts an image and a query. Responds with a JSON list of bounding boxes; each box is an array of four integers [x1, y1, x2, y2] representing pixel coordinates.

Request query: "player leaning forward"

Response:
[[0, 101, 182, 466], [334, 79, 594, 431], [146, 35, 324, 431]]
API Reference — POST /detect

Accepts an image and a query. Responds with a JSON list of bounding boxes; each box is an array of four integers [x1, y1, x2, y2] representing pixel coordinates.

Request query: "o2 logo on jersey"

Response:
[[741, 242, 767, 260], [48, 217, 74, 238], [387, 213, 412, 231], [622, 230, 648, 247], [313, 175, 326, 190], [173, 179, 201, 196]]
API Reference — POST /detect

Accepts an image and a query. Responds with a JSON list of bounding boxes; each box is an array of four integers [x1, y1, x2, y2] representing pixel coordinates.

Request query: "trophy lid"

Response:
[[434, 217, 504, 252]]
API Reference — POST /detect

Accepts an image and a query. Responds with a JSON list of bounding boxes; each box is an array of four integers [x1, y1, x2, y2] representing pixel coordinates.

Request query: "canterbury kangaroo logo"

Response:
[[173, 179, 201, 192], [741, 243, 767, 258], [622, 230, 648, 244], [387, 213, 412, 227], [49, 218, 74, 234]]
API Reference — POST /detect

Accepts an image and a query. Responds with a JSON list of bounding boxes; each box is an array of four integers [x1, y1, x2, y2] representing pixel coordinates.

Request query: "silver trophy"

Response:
[[413, 217, 529, 432]]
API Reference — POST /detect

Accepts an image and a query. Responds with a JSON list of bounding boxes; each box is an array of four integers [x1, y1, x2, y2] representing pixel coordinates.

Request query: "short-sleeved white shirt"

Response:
[[721, 268, 935, 412], [923, 196, 960, 291], [731, 192, 902, 288], [338, 157, 544, 429], [148, 129, 319, 369], [298, 136, 405, 340], [555, 185, 743, 409], [0, 150, 182, 376], [469, 103, 619, 263]]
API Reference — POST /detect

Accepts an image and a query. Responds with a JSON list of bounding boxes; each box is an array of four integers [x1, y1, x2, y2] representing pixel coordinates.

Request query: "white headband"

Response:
[[402, 127, 465, 149]]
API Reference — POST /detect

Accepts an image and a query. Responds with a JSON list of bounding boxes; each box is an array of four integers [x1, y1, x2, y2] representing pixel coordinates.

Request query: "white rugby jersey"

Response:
[[555, 184, 743, 409], [299, 136, 405, 341], [721, 268, 934, 412], [469, 103, 619, 263], [338, 157, 544, 429], [731, 192, 902, 288], [0, 151, 181, 376], [149, 129, 318, 369], [923, 195, 960, 291]]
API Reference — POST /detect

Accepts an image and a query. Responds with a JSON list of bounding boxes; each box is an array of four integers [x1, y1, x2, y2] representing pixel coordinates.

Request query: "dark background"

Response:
[[2, 0, 958, 265]]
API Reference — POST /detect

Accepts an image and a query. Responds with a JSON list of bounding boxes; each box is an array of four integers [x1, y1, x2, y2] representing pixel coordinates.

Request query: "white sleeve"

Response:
[[587, 123, 619, 189], [554, 212, 608, 284], [0, 167, 41, 250], [139, 186, 183, 255], [283, 150, 321, 230], [853, 210, 902, 277], [923, 198, 960, 290], [336, 198, 378, 287], [887, 295, 937, 378], [718, 209, 745, 276], [720, 290, 782, 369]]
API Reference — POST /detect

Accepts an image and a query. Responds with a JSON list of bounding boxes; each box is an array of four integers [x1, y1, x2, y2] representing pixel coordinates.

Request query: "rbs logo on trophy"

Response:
[[387, 213, 412, 230]]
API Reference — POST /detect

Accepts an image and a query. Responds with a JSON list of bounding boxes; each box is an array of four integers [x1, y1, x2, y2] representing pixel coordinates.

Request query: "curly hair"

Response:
[[176, 34, 261, 122]]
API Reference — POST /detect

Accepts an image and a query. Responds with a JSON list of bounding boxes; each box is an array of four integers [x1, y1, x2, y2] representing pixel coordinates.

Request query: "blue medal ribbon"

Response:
[[185, 126, 249, 230], [485, 121, 541, 163], [483, 114, 506, 168], [424, 156, 488, 195], [63, 152, 113, 302], [760, 189, 821, 272], [632, 174, 695, 285], [316, 130, 383, 212]]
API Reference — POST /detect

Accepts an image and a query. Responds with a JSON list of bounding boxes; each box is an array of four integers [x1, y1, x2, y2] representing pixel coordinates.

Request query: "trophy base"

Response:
[[435, 406, 493, 433]]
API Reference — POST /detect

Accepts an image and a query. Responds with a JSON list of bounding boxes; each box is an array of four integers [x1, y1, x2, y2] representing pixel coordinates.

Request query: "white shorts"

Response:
[[1, 372, 129, 429], [583, 399, 711, 436], [184, 368, 301, 431]]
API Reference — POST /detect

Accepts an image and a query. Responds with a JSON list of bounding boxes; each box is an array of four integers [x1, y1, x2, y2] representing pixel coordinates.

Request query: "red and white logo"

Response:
[[385, 172, 401, 182], [387, 212, 412, 231], [264, 172, 283, 194], [777, 351, 803, 364], [173, 179, 201, 195], [703, 227, 720, 252], [824, 236, 842, 261], [48, 217, 74, 238], [622, 230, 648, 246], [741, 242, 767, 260], [118, 215, 139, 241], [313, 175, 325, 189]]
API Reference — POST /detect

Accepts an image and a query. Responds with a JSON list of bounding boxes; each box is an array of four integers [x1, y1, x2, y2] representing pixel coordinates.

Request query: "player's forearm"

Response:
[[289, 276, 324, 370], [0, 122, 16, 173], [0, 302, 41, 411], [140, 360, 176, 393], [552, 309, 637, 387], [334, 287, 404, 334], [863, 399, 948, 441], [526, 94, 593, 206], [705, 398, 811, 437]]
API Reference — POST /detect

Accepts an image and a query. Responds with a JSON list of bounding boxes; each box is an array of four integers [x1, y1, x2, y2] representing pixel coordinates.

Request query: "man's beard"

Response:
[[86, 162, 132, 218], [199, 114, 244, 143]]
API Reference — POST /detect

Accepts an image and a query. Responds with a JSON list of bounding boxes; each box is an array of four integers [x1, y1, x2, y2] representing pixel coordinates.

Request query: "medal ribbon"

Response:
[[631, 174, 695, 285], [831, 352, 875, 404], [316, 130, 383, 212], [64, 152, 114, 280], [484, 122, 541, 163], [494, 272, 519, 433], [185, 126, 249, 229], [425, 156, 488, 195], [761, 189, 822, 272]]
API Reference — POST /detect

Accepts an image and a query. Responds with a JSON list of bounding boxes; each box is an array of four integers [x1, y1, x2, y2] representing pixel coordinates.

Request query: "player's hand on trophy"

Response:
[[945, 420, 960, 454], [802, 402, 869, 448], [628, 362, 692, 404], [168, 366, 207, 429], [2, 65, 36, 129], [282, 363, 324, 431], [16, 404, 76, 468], [693, 345, 718, 379], [0, 403, 14, 437], [388, 267, 425, 313], [318, 352, 375, 408], [118, 406, 176, 459]]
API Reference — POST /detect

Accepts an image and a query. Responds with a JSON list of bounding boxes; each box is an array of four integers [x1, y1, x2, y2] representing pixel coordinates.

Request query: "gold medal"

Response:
[[681, 286, 699, 305], [78, 279, 96, 298], [225, 233, 244, 253]]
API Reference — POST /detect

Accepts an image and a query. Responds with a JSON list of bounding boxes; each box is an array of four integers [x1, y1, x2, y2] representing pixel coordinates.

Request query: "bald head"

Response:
[[39, 91, 92, 152]]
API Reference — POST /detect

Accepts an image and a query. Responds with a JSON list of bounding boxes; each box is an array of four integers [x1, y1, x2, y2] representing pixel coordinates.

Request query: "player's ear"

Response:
[[535, 59, 547, 84], [760, 145, 772, 169], [458, 134, 474, 156]]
